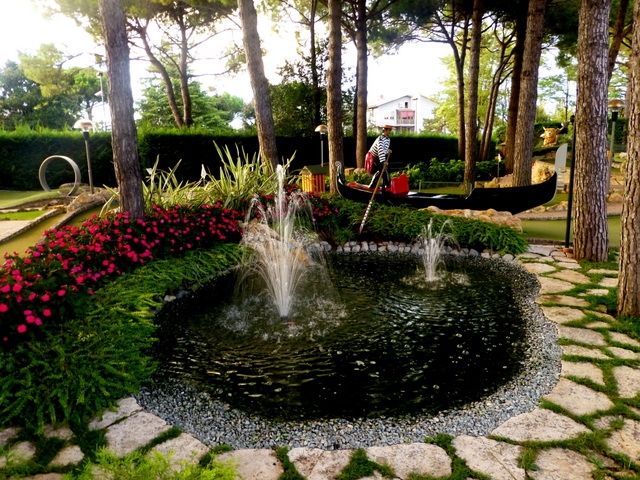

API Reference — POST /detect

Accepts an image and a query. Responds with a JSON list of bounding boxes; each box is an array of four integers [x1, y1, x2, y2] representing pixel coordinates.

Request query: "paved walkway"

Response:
[[2, 245, 639, 479]]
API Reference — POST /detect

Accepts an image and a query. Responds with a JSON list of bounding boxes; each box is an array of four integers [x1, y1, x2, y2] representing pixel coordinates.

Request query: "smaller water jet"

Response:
[[416, 219, 456, 283], [240, 165, 322, 318]]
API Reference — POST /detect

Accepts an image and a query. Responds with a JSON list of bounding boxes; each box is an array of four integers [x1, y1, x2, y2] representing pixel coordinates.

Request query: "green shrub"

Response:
[[67, 448, 239, 480], [403, 158, 506, 186], [312, 196, 529, 255], [0, 246, 242, 432]]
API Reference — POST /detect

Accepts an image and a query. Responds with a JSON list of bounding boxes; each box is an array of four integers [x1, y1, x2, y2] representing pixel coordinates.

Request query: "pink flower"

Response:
[[0, 304, 8, 313], [43, 308, 52, 317], [0, 285, 10, 293], [58, 289, 66, 297], [34, 318, 42, 326], [17, 324, 27, 333], [41, 294, 50, 302], [12, 283, 22, 293]]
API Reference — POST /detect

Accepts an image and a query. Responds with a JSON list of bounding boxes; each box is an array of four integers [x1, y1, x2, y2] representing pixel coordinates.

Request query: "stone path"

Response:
[[2, 245, 640, 479]]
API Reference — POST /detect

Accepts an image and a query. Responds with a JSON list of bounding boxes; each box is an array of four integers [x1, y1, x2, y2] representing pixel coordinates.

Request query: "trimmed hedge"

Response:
[[0, 130, 462, 190]]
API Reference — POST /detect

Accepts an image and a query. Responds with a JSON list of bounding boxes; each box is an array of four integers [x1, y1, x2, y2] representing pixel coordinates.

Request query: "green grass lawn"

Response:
[[521, 216, 621, 246], [0, 190, 63, 209], [0, 210, 47, 221]]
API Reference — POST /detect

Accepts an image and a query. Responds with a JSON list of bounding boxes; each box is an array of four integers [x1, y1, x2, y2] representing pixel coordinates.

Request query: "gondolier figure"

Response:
[[367, 125, 393, 190]]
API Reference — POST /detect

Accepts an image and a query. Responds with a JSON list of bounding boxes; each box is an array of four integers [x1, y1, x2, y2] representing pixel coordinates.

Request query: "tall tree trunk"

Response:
[[608, 0, 630, 82], [573, 0, 610, 262], [178, 17, 193, 126], [98, 0, 144, 219], [512, 0, 547, 186], [464, 0, 484, 183], [310, 0, 322, 128], [504, 12, 526, 174], [238, 0, 278, 170], [618, 0, 640, 316], [327, 0, 344, 193], [355, 0, 368, 169], [480, 30, 513, 163], [134, 20, 185, 128]]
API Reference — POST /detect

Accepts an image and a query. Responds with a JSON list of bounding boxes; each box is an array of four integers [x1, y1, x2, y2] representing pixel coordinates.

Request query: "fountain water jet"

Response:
[[417, 219, 456, 283], [240, 165, 322, 318]]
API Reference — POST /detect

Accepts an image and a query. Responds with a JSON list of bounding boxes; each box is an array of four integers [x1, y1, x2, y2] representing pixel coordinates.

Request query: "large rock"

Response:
[[613, 365, 640, 398]]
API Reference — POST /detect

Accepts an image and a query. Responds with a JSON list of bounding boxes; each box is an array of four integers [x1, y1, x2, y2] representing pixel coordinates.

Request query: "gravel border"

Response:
[[135, 248, 561, 450]]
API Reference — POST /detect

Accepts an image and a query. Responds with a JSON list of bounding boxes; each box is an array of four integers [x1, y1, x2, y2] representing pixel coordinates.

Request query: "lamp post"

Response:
[[315, 124, 328, 167], [607, 99, 624, 188], [73, 119, 95, 194]]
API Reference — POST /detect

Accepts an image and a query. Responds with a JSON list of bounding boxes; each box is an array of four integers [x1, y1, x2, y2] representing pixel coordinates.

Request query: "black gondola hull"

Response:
[[336, 165, 558, 215]]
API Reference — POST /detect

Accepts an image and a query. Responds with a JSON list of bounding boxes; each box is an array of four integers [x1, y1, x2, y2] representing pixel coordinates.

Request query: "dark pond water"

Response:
[[154, 253, 528, 421]]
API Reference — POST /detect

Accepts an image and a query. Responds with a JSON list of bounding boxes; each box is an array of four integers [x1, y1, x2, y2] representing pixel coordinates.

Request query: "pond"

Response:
[[153, 253, 532, 421]]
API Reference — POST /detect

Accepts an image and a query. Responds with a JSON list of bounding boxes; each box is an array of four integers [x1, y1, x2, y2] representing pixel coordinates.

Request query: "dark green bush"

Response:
[[402, 158, 505, 186], [312, 196, 529, 254]]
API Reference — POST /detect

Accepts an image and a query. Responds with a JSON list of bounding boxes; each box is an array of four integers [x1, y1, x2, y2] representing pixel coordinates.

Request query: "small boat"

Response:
[[336, 162, 558, 215]]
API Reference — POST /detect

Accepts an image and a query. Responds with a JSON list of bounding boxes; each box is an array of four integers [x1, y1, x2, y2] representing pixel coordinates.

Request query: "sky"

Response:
[[0, 0, 450, 111]]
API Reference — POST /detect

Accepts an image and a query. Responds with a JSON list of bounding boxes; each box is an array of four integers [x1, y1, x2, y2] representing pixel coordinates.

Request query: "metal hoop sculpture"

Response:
[[39, 155, 82, 196]]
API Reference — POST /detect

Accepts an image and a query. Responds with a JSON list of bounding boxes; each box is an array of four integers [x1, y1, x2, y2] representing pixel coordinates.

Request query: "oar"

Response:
[[358, 159, 388, 235]]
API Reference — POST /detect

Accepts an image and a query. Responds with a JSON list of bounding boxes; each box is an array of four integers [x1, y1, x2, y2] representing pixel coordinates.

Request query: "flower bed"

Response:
[[0, 203, 243, 347]]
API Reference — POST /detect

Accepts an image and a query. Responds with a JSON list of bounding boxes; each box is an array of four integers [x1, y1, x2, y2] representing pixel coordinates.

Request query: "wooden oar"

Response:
[[358, 159, 388, 235]]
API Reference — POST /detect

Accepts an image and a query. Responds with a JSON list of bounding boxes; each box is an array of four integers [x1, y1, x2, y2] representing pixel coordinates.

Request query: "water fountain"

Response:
[[149, 171, 545, 423], [239, 165, 323, 318], [416, 219, 455, 283], [139, 169, 561, 448]]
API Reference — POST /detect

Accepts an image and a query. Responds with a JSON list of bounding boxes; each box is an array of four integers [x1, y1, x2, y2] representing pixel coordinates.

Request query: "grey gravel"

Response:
[[135, 244, 561, 450]]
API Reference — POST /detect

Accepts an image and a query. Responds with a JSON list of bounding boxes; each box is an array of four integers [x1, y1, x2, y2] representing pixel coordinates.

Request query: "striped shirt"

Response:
[[368, 134, 391, 163]]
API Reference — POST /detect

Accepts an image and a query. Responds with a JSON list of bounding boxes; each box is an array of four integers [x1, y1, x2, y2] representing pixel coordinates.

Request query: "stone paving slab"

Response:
[[216, 449, 283, 480], [104, 411, 170, 457], [539, 305, 586, 324], [530, 448, 595, 480], [490, 408, 591, 442], [150, 433, 209, 471], [558, 325, 607, 345], [561, 360, 605, 385], [452, 435, 524, 480], [613, 365, 640, 398], [288, 448, 352, 480], [543, 378, 613, 416], [537, 295, 589, 307], [89, 396, 143, 430], [48, 445, 84, 468], [364, 443, 452, 478], [609, 331, 640, 348], [538, 276, 576, 294]]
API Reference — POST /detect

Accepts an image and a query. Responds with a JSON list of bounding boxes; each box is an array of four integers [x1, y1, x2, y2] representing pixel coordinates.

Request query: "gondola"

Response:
[[335, 162, 558, 215]]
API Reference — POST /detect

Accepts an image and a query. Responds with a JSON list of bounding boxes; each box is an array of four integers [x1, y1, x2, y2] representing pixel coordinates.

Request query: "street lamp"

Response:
[[315, 124, 328, 167], [607, 99, 624, 188], [73, 119, 95, 194]]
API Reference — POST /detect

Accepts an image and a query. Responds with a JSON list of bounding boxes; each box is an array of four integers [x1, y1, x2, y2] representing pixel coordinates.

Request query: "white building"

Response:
[[367, 94, 437, 134]]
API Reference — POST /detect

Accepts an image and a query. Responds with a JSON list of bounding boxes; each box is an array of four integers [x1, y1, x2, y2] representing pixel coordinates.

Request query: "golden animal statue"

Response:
[[540, 127, 560, 146]]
